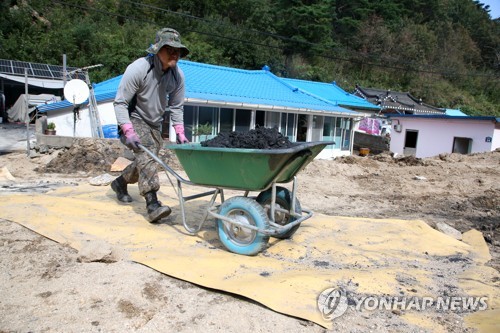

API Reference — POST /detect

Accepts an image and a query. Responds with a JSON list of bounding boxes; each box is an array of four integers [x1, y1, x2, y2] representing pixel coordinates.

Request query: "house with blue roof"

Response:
[[37, 60, 370, 157]]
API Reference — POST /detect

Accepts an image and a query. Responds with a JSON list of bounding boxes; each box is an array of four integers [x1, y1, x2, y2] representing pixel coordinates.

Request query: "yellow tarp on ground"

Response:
[[1, 184, 498, 330]]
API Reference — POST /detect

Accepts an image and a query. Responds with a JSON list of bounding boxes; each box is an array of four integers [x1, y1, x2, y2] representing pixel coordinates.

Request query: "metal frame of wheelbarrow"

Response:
[[138, 143, 312, 238]]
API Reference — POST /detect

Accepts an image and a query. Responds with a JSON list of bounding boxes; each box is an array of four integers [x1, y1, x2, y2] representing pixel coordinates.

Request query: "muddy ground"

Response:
[[0, 135, 499, 332]]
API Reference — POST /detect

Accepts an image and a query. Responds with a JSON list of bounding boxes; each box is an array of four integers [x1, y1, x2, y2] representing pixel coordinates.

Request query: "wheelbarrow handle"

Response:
[[137, 144, 191, 185]]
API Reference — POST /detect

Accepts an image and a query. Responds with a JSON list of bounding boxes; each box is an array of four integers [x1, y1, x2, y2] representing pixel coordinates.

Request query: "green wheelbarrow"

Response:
[[139, 141, 334, 256]]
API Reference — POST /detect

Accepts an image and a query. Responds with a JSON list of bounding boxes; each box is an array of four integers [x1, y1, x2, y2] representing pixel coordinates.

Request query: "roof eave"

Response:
[[184, 97, 359, 117]]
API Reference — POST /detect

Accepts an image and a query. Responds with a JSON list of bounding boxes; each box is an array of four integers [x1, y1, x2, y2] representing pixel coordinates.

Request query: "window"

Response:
[[235, 109, 251, 132], [255, 110, 265, 128], [334, 117, 342, 149], [323, 117, 333, 137], [220, 108, 234, 133], [311, 115, 324, 141], [280, 113, 296, 141], [297, 114, 308, 142], [341, 118, 352, 150], [330, 117, 352, 150], [287, 113, 296, 139], [322, 116, 336, 148], [197, 106, 217, 141], [199, 106, 216, 129], [183, 105, 195, 141], [265, 111, 280, 129], [453, 137, 471, 154]]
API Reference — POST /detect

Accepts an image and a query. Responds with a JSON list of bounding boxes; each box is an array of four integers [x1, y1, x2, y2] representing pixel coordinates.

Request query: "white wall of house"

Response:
[[389, 117, 499, 158], [492, 123, 500, 149], [47, 100, 118, 138]]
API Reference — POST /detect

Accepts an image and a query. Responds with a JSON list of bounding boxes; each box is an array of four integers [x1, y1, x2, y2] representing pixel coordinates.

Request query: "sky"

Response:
[[481, 0, 500, 19]]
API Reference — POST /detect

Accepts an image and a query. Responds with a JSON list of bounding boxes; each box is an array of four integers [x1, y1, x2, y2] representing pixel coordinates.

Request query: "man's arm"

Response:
[[114, 59, 146, 151], [169, 67, 185, 126], [113, 60, 144, 125]]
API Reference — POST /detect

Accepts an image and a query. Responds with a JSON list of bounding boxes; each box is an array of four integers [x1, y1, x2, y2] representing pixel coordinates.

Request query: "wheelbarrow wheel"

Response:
[[256, 186, 302, 239], [217, 196, 270, 256]]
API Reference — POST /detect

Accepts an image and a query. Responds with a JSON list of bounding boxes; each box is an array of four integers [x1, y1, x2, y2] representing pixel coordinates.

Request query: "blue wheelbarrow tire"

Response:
[[256, 186, 302, 239], [217, 196, 270, 255]]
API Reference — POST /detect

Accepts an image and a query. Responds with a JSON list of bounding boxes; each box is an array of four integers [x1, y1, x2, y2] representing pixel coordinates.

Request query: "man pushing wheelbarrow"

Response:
[[109, 28, 334, 256], [110, 27, 190, 223]]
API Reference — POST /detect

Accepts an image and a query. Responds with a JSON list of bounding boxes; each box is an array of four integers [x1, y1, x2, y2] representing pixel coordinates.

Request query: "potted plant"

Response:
[[192, 122, 213, 142], [45, 122, 56, 135]]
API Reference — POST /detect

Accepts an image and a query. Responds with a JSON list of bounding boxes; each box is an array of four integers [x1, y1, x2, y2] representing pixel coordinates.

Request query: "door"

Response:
[[403, 130, 418, 156], [296, 114, 308, 142]]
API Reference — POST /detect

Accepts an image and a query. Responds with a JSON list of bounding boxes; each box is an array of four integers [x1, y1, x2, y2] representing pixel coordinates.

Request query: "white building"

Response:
[[387, 114, 500, 158]]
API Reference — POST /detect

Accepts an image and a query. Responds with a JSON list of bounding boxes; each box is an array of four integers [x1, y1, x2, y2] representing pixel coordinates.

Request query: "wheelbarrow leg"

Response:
[[177, 179, 221, 234]]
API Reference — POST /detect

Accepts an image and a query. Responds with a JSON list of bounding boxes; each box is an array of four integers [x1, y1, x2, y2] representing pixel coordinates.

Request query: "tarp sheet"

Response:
[[7, 93, 60, 122], [0, 184, 498, 330]]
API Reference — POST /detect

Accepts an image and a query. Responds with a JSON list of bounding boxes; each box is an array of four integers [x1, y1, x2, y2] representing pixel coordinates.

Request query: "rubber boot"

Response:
[[111, 176, 133, 203], [145, 191, 171, 223]]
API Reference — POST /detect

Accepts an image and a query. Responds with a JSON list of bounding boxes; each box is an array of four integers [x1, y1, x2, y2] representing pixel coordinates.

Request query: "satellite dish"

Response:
[[64, 79, 90, 105]]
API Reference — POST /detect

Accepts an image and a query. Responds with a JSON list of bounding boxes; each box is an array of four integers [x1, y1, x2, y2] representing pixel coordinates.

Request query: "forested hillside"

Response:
[[1, 0, 498, 115]]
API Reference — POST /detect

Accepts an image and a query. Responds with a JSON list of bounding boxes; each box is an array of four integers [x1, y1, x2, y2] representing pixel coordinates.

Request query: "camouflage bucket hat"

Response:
[[146, 28, 190, 58]]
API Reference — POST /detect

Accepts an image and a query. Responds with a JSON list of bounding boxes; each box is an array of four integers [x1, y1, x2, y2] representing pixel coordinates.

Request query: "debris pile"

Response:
[[41, 139, 123, 174], [201, 127, 294, 149], [37, 138, 181, 175]]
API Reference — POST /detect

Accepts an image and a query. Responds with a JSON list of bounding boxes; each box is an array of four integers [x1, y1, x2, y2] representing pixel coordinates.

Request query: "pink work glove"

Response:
[[120, 123, 141, 152], [173, 124, 189, 144]]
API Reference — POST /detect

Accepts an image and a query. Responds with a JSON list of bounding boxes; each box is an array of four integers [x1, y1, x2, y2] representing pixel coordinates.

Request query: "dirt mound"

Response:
[[39, 139, 182, 175], [335, 155, 380, 168], [201, 127, 294, 149], [394, 155, 427, 166], [370, 151, 395, 163], [470, 189, 500, 211], [41, 139, 124, 175]]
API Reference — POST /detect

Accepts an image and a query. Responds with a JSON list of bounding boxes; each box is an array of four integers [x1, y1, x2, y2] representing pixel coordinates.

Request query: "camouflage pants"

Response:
[[121, 117, 162, 196]]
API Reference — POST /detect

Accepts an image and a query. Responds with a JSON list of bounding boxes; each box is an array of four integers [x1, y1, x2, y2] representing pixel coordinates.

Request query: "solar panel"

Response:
[[47, 64, 64, 78], [12, 60, 32, 75], [0, 59, 85, 80], [0, 59, 12, 73], [31, 63, 52, 78]]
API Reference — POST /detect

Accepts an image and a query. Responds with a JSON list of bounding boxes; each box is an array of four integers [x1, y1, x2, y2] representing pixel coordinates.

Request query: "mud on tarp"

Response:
[[0, 184, 498, 330]]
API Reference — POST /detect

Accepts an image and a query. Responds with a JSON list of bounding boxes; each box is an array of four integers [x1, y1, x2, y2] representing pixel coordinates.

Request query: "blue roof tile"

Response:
[[281, 78, 380, 110], [445, 109, 468, 117], [180, 61, 355, 113]]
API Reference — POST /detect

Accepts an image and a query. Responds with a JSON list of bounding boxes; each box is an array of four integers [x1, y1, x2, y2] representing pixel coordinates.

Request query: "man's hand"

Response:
[[120, 123, 141, 152], [173, 124, 189, 144]]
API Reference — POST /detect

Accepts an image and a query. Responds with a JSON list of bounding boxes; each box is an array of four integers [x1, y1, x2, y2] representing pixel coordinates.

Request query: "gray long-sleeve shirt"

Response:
[[114, 54, 185, 129]]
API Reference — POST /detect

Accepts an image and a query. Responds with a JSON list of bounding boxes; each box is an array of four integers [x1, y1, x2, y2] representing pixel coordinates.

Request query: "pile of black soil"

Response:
[[201, 127, 294, 149]]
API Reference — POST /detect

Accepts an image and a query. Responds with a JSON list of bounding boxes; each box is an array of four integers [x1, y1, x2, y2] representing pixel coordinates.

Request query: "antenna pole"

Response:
[[84, 69, 104, 138], [68, 64, 104, 138], [63, 54, 67, 87], [25, 69, 30, 156]]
